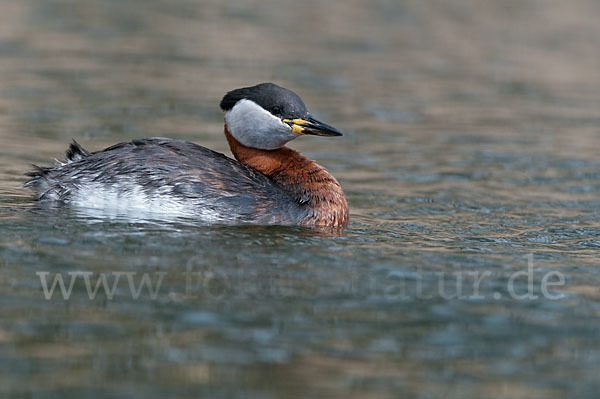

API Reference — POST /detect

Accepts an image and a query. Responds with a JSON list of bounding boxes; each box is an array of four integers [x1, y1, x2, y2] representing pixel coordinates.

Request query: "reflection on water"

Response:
[[1, 0, 600, 397]]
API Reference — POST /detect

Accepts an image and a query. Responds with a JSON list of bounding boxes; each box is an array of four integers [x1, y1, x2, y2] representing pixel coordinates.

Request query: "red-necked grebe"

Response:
[[25, 83, 349, 227]]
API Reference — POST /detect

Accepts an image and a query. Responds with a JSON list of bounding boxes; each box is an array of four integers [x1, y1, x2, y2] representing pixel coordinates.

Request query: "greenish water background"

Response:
[[1, 0, 599, 398]]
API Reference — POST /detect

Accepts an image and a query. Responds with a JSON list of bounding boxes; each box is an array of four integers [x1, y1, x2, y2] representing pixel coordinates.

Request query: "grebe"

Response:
[[25, 83, 349, 227]]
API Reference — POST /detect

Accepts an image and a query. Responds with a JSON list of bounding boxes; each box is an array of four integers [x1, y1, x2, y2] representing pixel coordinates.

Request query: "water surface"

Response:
[[1, 0, 599, 398]]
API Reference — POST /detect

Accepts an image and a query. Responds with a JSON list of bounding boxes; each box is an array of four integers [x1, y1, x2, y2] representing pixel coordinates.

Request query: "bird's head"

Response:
[[220, 83, 343, 150]]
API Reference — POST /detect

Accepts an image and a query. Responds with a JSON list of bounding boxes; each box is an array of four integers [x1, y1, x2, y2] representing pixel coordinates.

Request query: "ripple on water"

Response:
[[1, 0, 600, 397]]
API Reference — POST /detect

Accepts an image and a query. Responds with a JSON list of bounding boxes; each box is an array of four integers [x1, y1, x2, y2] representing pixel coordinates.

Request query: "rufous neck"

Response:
[[224, 124, 348, 227], [224, 125, 295, 177]]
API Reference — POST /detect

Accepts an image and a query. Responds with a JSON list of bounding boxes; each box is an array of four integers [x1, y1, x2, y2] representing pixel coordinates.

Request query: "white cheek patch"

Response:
[[225, 99, 296, 150]]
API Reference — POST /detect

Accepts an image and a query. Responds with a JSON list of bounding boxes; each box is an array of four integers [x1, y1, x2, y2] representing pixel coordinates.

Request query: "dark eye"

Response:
[[272, 106, 281, 115]]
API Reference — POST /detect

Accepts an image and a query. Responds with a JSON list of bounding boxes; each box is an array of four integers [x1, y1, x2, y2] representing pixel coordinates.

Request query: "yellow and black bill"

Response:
[[282, 115, 343, 137]]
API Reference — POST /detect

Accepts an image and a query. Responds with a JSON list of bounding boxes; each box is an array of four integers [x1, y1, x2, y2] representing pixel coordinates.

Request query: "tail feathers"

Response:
[[24, 165, 55, 200], [65, 139, 90, 162], [24, 139, 88, 201], [24, 164, 52, 180]]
